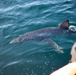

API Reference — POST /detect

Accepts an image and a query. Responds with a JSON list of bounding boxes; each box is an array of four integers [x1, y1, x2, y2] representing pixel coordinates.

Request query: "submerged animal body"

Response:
[[10, 27, 64, 43], [10, 20, 76, 53]]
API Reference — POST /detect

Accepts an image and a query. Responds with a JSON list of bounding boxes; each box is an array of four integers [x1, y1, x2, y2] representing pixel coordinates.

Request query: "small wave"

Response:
[[0, 24, 12, 29], [5, 60, 21, 66], [16, 1, 55, 9], [0, 60, 22, 72], [0, 6, 16, 13]]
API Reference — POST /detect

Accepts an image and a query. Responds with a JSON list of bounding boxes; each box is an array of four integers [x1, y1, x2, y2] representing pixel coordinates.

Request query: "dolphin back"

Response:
[[10, 27, 53, 43]]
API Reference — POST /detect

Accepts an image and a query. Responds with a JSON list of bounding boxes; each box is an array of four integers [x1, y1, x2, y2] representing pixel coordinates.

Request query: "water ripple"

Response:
[[0, 60, 22, 72], [0, 0, 76, 75], [0, 24, 12, 29]]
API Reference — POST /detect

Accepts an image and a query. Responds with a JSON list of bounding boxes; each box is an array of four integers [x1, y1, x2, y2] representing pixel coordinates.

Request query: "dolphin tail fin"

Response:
[[42, 38, 64, 53]]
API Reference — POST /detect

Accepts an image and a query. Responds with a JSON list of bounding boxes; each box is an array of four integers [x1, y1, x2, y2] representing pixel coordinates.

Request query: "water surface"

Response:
[[0, 0, 76, 75]]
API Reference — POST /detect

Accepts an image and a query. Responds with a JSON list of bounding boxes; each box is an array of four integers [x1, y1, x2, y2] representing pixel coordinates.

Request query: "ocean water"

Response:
[[0, 0, 76, 75]]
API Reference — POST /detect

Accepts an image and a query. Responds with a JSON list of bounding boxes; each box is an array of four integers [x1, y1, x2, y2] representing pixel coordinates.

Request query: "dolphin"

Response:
[[10, 20, 76, 53]]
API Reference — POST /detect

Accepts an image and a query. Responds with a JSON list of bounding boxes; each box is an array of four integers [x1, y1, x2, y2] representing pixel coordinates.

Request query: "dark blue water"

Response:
[[0, 0, 76, 75]]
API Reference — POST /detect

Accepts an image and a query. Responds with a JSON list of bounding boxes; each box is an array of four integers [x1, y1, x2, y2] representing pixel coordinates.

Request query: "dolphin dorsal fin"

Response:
[[59, 20, 69, 29]]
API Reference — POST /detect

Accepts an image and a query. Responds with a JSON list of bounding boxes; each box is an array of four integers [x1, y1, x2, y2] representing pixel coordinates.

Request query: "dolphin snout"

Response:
[[10, 40, 16, 44], [10, 40, 14, 44], [10, 38, 20, 44]]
